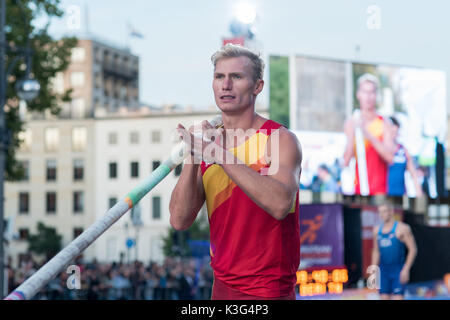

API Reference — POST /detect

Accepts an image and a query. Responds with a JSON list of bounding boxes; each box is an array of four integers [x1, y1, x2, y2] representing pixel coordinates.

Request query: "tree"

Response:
[[269, 55, 290, 128], [26, 221, 62, 261], [4, 0, 77, 181], [162, 212, 210, 258]]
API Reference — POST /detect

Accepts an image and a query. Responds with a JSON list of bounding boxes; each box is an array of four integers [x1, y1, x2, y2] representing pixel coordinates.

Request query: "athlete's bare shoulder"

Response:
[[265, 124, 302, 172], [275, 126, 301, 152], [396, 221, 411, 239], [373, 225, 379, 237]]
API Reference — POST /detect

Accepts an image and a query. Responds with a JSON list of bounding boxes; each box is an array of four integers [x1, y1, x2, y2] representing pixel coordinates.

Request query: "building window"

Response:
[[130, 161, 139, 178], [18, 192, 29, 214], [52, 72, 65, 94], [174, 164, 182, 177], [18, 160, 29, 181], [73, 191, 84, 213], [73, 228, 83, 239], [130, 131, 139, 144], [152, 160, 161, 171], [46, 192, 57, 214], [71, 47, 85, 63], [71, 98, 86, 118], [46, 159, 57, 181], [108, 197, 117, 209], [73, 159, 84, 181], [151, 130, 161, 143], [70, 71, 85, 87], [18, 228, 29, 241], [108, 132, 118, 145], [94, 46, 101, 62], [72, 127, 87, 151], [45, 127, 59, 152], [152, 196, 161, 219], [120, 86, 127, 100], [94, 98, 100, 109], [94, 73, 102, 88], [62, 102, 71, 116], [18, 128, 32, 151], [109, 162, 117, 179]]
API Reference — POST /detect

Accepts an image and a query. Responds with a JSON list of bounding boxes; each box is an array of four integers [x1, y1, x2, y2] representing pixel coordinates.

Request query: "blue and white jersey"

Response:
[[377, 221, 406, 267], [387, 145, 407, 196]]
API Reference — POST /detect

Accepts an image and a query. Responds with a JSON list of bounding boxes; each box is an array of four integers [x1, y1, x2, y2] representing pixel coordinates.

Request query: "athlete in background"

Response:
[[371, 203, 417, 300], [386, 116, 423, 198], [343, 73, 396, 196], [170, 44, 302, 300]]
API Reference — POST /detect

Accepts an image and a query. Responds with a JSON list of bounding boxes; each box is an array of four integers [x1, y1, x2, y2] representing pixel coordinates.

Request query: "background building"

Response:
[[93, 110, 220, 264], [5, 37, 139, 267], [5, 118, 96, 267], [50, 38, 140, 120]]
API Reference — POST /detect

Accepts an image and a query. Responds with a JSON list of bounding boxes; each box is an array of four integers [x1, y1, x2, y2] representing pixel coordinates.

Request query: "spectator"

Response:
[[8, 257, 214, 300], [317, 164, 340, 193]]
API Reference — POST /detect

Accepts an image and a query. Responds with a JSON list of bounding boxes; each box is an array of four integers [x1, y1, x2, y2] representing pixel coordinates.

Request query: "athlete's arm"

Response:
[[405, 148, 423, 197], [169, 157, 205, 230], [397, 223, 417, 283], [343, 119, 355, 167], [169, 122, 207, 230], [219, 127, 302, 221], [371, 226, 380, 266]]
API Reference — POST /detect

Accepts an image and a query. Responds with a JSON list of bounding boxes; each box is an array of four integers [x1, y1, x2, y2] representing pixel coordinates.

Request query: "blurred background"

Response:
[[1, 0, 449, 300]]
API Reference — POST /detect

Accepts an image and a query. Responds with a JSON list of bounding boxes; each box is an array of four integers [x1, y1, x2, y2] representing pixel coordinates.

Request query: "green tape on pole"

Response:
[[126, 164, 172, 205]]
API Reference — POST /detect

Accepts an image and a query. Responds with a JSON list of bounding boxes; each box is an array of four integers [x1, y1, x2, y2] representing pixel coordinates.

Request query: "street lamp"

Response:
[[0, 0, 40, 299], [15, 78, 41, 101], [228, 2, 259, 46], [233, 2, 257, 25]]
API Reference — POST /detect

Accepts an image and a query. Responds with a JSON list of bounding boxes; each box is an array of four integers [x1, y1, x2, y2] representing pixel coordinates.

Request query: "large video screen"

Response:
[[275, 55, 448, 198]]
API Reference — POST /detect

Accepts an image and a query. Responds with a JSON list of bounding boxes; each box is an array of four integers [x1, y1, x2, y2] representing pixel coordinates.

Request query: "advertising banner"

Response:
[[299, 204, 344, 269]]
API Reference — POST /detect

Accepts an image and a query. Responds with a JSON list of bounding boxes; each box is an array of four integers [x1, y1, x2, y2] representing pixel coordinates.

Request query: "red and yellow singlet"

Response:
[[201, 119, 300, 298], [354, 115, 388, 195]]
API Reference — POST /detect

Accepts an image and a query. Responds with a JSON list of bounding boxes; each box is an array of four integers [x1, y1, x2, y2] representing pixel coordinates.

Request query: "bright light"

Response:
[[234, 3, 256, 24]]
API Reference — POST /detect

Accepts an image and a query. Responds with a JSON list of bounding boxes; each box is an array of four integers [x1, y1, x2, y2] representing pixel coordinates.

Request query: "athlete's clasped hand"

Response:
[[177, 120, 225, 165]]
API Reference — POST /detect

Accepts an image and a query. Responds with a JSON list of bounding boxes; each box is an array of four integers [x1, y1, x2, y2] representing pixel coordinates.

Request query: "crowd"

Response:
[[6, 256, 214, 300]]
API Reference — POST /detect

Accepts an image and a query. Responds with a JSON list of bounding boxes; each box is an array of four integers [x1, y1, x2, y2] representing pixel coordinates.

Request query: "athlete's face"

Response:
[[391, 124, 399, 139], [213, 56, 263, 114], [378, 205, 394, 223], [357, 81, 377, 112]]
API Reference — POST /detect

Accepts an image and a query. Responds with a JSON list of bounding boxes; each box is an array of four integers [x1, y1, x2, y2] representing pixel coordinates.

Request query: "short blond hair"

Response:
[[211, 43, 265, 83], [378, 202, 394, 212], [357, 73, 380, 92]]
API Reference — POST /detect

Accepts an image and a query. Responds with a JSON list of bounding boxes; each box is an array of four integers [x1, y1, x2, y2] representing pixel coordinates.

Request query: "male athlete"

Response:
[[343, 73, 396, 196], [386, 116, 423, 198], [371, 203, 417, 300], [169, 44, 302, 300]]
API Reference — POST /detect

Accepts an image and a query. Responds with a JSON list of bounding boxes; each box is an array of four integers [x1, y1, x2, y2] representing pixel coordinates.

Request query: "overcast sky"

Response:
[[43, 0, 450, 110]]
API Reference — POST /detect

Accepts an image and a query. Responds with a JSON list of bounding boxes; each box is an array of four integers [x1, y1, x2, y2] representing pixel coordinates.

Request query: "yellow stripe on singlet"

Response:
[[203, 131, 271, 218]]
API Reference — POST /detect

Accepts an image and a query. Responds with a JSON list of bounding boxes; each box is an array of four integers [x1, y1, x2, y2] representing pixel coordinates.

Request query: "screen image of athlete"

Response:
[[371, 203, 417, 300], [170, 44, 302, 300], [343, 73, 396, 196], [386, 116, 423, 198]]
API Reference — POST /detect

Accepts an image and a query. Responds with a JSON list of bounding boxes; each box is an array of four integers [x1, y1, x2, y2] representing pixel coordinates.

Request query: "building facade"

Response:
[[93, 111, 219, 264], [4, 108, 236, 266], [51, 38, 140, 120], [5, 118, 96, 267]]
